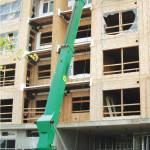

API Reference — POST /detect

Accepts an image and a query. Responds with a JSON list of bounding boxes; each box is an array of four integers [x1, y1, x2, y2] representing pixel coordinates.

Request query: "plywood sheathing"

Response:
[[59, 91, 90, 123], [51, 0, 68, 78], [29, 59, 51, 86]]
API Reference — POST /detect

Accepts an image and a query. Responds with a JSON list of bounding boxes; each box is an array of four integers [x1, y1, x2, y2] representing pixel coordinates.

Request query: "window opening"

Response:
[[104, 13, 119, 35], [40, 31, 52, 46], [74, 59, 90, 75], [0, 0, 22, 23], [23, 90, 49, 124], [0, 140, 15, 149], [103, 46, 139, 75], [26, 64, 31, 87], [36, 100, 47, 115], [103, 88, 140, 117], [26, 130, 39, 137], [72, 96, 90, 113], [38, 64, 51, 79], [103, 9, 137, 35], [23, 98, 29, 124], [76, 25, 91, 39], [0, 99, 13, 122], [0, 64, 15, 87], [29, 29, 36, 51], [2, 132, 15, 136], [74, 47, 90, 54]]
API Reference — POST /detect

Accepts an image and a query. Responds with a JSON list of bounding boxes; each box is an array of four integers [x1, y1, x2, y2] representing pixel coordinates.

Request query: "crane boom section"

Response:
[[34, 0, 85, 149]]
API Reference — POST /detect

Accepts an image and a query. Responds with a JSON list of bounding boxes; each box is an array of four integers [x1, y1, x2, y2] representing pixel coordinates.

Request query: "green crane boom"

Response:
[[33, 0, 85, 149]]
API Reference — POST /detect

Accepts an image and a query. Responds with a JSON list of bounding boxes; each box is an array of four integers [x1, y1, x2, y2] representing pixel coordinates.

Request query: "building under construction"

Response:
[[0, 0, 150, 149]]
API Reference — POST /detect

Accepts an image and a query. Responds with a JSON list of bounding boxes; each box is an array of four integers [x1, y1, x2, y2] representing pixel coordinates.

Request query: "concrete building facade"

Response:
[[0, 0, 150, 149]]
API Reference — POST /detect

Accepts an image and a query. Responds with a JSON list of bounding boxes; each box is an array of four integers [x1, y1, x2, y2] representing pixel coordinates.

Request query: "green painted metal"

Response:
[[33, 0, 85, 149]]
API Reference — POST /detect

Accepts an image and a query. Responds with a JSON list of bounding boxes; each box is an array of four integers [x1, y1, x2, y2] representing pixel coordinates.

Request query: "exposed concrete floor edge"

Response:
[[1, 118, 150, 130], [57, 118, 150, 128]]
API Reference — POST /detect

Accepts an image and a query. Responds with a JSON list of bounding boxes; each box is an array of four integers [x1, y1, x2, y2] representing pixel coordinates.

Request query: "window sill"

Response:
[[75, 37, 91, 44], [69, 74, 90, 79], [103, 71, 139, 78], [102, 30, 138, 39], [36, 45, 52, 51]]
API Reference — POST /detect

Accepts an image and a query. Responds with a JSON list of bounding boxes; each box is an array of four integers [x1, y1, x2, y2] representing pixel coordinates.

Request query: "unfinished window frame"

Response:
[[36, 27, 52, 50], [69, 54, 90, 79], [23, 93, 48, 124], [72, 96, 90, 113], [103, 88, 141, 117], [0, 99, 13, 123], [35, 99, 47, 115], [28, 28, 37, 51], [0, 64, 16, 87], [0, 0, 22, 23], [26, 64, 31, 86], [39, 0, 54, 17], [75, 24, 91, 44], [103, 8, 138, 36], [103, 46, 139, 75], [38, 64, 51, 80]]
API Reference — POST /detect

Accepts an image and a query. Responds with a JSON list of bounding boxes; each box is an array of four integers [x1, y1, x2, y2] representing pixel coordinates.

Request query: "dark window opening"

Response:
[[26, 64, 31, 87], [2, 132, 15, 136], [123, 88, 140, 116], [74, 47, 90, 54], [29, 30, 36, 51], [103, 88, 140, 117], [2, 132, 9, 136], [104, 9, 137, 35], [0, 64, 15, 87], [40, 32, 52, 46], [104, 13, 119, 35], [103, 47, 139, 75], [26, 130, 39, 137], [122, 11, 135, 30], [74, 59, 90, 75], [103, 90, 121, 117], [0, 99, 13, 122], [36, 100, 47, 115], [38, 64, 51, 79], [0, 140, 15, 149], [123, 47, 139, 73], [76, 25, 91, 39], [103, 49, 121, 75], [72, 96, 90, 112], [23, 99, 29, 124]]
